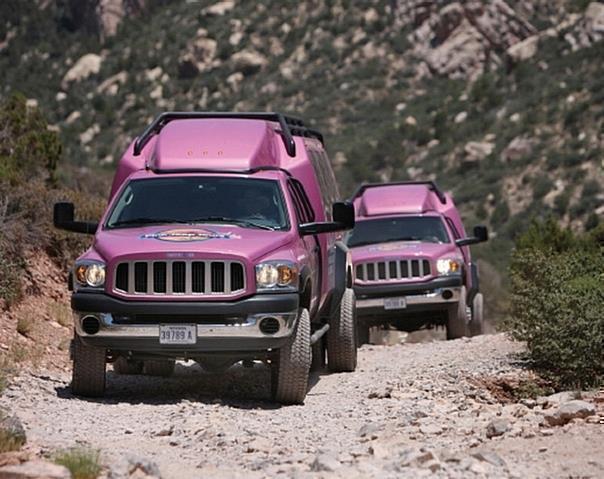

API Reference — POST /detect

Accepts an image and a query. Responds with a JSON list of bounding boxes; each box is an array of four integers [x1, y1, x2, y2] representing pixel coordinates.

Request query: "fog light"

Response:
[[81, 315, 100, 335], [442, 290, 453, 300], [259, 317, 280, 335]]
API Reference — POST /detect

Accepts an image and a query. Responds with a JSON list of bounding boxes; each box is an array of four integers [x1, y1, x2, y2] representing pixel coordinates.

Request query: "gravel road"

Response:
[[2, 333, 602, 478]]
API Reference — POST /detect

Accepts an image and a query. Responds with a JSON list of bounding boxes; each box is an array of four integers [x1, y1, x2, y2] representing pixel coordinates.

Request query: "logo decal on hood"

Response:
[[368, 242, 420, 252], [140, 228, 241, 243]]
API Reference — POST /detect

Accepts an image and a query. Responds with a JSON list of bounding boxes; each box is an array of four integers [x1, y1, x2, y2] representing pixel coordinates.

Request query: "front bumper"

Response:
[[353, 276, 462, 316], [72, 292, 299, 353]]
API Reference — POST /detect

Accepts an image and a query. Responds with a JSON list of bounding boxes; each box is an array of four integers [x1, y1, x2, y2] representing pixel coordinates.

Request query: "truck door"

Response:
[[287, 179, 321, 315]]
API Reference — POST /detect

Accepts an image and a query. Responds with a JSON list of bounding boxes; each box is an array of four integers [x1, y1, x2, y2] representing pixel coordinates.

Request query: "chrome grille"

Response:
[[113, 260, 246, 296], [355, 259, 431, 282]]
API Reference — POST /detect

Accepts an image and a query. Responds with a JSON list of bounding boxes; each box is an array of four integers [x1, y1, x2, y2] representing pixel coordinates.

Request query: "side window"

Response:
[[287, 179, 315, 224], [308, 149, 338, 221], [445, 217, 461, 240]]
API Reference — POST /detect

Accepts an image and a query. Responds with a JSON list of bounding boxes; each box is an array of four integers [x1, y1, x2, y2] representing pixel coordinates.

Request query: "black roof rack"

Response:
[[132, 111, 324, 157], [350, 181, 447, 205]]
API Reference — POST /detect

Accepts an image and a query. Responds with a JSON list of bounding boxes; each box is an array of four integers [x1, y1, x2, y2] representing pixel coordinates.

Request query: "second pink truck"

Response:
[[346, 182, 488, 342]]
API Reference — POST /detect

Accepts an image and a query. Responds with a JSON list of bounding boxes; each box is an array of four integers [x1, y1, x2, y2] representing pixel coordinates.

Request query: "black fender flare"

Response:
[[298, 265, 312, 309], [329, 241, 351, 317], [467, 262, 480, 304]]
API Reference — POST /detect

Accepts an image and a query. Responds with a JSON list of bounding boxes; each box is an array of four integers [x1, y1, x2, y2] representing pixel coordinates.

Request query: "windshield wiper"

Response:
[[188, 216, 276, 231], [109, 217, 189, 228]]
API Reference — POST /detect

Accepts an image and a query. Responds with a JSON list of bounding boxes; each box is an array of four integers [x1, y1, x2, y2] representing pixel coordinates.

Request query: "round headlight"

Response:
[[85, 264, 106, 287], [256, 263, 279, 287], [436, 258, 461, 275], [75, 264, 88, 284], [277, 264, 298, 286]]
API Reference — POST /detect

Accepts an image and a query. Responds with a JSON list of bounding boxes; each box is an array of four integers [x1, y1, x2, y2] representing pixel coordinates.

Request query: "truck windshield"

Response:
[[346, 216, 450, 247], [106, 177, 289, 231]]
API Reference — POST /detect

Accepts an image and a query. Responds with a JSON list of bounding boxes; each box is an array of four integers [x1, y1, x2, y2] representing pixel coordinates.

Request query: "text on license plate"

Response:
[[384, 297, 407, 310], [159, 324, 197, 344]]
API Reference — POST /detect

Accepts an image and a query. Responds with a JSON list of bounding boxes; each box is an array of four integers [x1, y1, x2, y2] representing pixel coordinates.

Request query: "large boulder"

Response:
[[464, 141, 495, 163], [231, 50, 268, 76], [178, 30, 218, 78], [409, 0, 537, 80], [501, 136, 535, 162], [61, 54, 103, 89], [506, 35, 539, 63], [565, 2, 604, 50], [543, 400, 596, 426]]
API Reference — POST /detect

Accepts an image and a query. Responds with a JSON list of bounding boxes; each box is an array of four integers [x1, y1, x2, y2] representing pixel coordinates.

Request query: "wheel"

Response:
[[469, 292, 484, 337], [113, 357, 143, 375], [311, 336, 326, 371], [327, 288, 358, 372], [357, 318, 370, 347], [143, 360, 175, 377], [446, 286, 469, 340], [71, 335, 106, 397], [272, 308, 311, 404]]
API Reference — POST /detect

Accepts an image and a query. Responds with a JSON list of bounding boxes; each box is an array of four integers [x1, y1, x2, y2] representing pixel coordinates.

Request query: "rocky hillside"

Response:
[[1, 0, 603, 275]]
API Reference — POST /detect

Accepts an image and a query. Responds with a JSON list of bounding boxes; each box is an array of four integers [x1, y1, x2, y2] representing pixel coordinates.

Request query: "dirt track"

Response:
[[2, 333, 603, 478]]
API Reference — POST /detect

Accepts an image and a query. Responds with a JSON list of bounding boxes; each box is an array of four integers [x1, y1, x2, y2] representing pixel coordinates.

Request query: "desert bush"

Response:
[[16, 314, 33, 337], [507, 218, 604, 388], [54, 448, 102, 479], [0, 94, 104, 307], [0, 412, 26, 453]]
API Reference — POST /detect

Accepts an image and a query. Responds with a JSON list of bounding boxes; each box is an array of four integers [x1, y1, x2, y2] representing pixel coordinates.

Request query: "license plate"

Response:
[[159, 324, 197, 345], [384, 297, 407, 310]]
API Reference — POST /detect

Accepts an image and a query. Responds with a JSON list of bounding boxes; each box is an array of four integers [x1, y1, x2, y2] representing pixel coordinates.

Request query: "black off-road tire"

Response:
[[327, 288, 358, 372], [470, 292, 484, 337], [113, 357, 143, 375], [311, 336, 326, 372], [71, 335, 106, 397], [143, 360, 175, 377], [272, 308, 311, 404], [446, 286, 469, 340]]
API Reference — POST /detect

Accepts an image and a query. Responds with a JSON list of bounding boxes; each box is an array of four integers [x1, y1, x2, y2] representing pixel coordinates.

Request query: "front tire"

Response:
[[71, 335, 106, 397], [272, 308, 311, 404], [446, 286, 469, 340], [143, 360, 175, 377], [469, 292, 484, 337], [327, 288, 358, 372]]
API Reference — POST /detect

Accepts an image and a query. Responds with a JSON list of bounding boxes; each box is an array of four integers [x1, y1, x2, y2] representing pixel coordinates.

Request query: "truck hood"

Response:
[[350, 241, 458, 263], [93, 224, 293, 263]]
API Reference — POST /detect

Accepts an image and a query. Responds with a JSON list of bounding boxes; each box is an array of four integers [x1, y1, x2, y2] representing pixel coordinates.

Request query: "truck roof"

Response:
[[352, 182, 455, 218], [109, 112, 325, 196]]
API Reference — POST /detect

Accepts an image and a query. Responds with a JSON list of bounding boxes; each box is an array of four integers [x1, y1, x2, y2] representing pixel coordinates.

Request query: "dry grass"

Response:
[[0, 428, 25, 453], [54, 448, 102, 479], [15, 315, 33, 337], [48, 301, 72, 328]]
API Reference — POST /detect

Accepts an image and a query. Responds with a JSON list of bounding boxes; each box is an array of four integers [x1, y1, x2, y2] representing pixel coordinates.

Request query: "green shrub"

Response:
[[532, 175, 553, 199], [54, 448, 102, 479], [507, 219, 604, 388]]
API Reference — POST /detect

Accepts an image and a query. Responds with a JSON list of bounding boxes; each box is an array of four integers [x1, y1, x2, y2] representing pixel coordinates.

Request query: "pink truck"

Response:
[[346, 182, 488, 342], [53, 112, 357, 404]]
